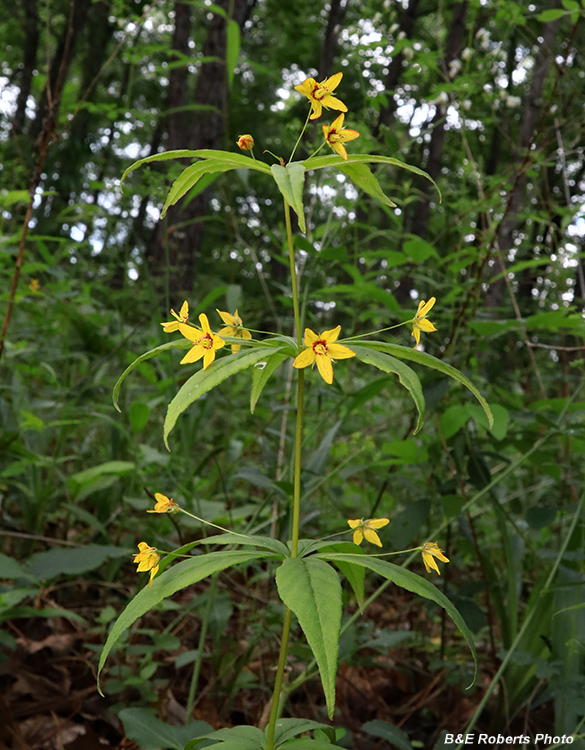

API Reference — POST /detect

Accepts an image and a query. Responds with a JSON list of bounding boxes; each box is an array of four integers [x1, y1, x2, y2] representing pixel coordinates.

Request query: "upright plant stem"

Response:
[[265, 199, 305, 750], [185, 572, 218, 722]]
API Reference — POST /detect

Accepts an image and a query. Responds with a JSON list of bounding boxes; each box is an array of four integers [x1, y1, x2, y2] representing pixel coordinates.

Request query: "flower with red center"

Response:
[[147, 493, 179, 514], [411, 297, 437, 347], [133, 542, 160, 587], [161, 300, 189, 333], [178, 313, 225, 369], [347, 518, 390, 547], [292, 325, 355, 384], [322, 114, 359, 160], [421, 542, 450, 575], [294, 72, 348, 121], [216, 309, 252, 353]]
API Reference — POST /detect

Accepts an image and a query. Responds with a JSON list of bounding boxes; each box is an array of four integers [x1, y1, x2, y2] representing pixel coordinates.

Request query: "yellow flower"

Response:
[[162, 300, 189, 333], [411, 297, 437, 347], [147, 492, 179, 514], [29, 278, 40, 292], [237, 134, 254, 151], [216, 309, 253, 353], [178, 313, 225, 369], [294, 72, 348, 121], [293, 326, 355, 384], [348, 518, 390, 547], [322, 114, 359, 161], [421, 542, 449, 575], [133, 542, 160, 587]]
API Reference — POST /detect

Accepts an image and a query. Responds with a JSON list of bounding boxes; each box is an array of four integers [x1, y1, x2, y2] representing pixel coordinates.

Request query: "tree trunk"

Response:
[[412, 0, 468, 240], [146, 0, 252, 295], [373, 0, 420, 140], [12, 0, 40, 135], [486, 9, 561, 308]]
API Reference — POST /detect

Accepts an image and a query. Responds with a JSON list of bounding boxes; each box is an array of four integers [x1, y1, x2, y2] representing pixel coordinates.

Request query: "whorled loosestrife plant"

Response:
[[99, 73, 493, 749]]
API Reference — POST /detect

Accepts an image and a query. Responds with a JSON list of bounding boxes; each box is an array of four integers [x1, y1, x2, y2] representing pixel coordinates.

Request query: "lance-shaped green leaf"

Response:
[[317, 552, 478, 686], [351, 340, 493, 428], [309, 542, 366, 611], [275, 557, 342, 718], [226, 19, 240, 89], [162, 161, 233, 217], [98, 550, 268, 693], [303, 154, 441, 202], [337, 162, 396, 208], [198, 533, 289, 557], [113, 339, 191, 412], [120, 147, 271, 188], [271, 163, 307, 233], [250, 350, 291, 413], [164, 348, 279, 449], [268, 718, 336, 746], [350, 345, 425, 433]]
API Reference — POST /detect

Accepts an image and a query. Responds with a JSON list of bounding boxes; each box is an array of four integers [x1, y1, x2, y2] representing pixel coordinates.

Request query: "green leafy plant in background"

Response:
[[98, 73, 493, 749]]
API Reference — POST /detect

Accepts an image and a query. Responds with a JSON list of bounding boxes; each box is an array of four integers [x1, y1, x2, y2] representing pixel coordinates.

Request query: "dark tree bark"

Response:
[[318, 0, 349, 81], [486, 10, 561, 308], [12, 0, 40, 135], [29, 0, 92, 142], [412, 0, 468, 240], [373, 0, 420, 140], [146, 0, 252, 295]]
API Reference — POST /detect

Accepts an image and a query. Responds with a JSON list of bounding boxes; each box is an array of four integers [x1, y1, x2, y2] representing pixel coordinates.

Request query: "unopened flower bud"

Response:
[[237, 134, 254, 151]]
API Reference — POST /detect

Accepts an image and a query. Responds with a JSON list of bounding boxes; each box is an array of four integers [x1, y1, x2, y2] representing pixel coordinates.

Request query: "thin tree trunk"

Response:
[[373, 0, 420, 140], [413, 0, 468, 239], [318, 0, 349, 80], [146, 0, 252, 294], [13, 0, 40, 135], [486, 8, 561, 308]]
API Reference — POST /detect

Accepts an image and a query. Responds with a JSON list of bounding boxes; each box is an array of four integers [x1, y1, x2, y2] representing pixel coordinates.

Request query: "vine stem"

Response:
[[265, 199, 305, 750]]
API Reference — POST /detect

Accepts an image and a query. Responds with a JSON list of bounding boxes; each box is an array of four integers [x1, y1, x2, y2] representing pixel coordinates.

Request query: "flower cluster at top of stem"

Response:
[[294, 72, 359, 161]]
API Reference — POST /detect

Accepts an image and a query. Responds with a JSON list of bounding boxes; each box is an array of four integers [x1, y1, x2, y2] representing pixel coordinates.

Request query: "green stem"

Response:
[[283, 200, 302, 346], [288, 109, 312, 164], [185, 572, 218, 722], [265, 199, 305, 750]]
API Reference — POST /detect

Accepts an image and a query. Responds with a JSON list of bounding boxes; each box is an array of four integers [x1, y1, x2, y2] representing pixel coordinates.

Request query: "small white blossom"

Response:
[[403, 46, 414, 60], [461, 47, 473, 61], [397, 30, 407, 40], [448, 58, 462, 78], [435, 91, 449, 106], [462, 99, 472, 110], [506, 95, 522, 108], [389, 23, 399, 34]]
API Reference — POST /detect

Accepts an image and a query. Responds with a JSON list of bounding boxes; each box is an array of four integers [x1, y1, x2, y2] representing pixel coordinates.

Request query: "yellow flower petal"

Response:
[[316, 353, 333, 384], [417, 319, 437, 333], [217, 309, 236, 327], [293, 348, 316, 369], [352, 528, 364, 545], [180, 346, 205, 365], [147, 493, 178, 513], [411, 325, 421, 346], [421, 542, 449, 575], [179, 323, 201, 342], [363, 528, 383, 547], [418, 297, 436, 317], [321, 325, 341, 344], [347, 519, 361, 529], [367, 518, 389, 529], [321, 71, 343, 93], [326, 343, 355, 360], [303, 328, 319, 346], [199, 313, 212, 334]]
